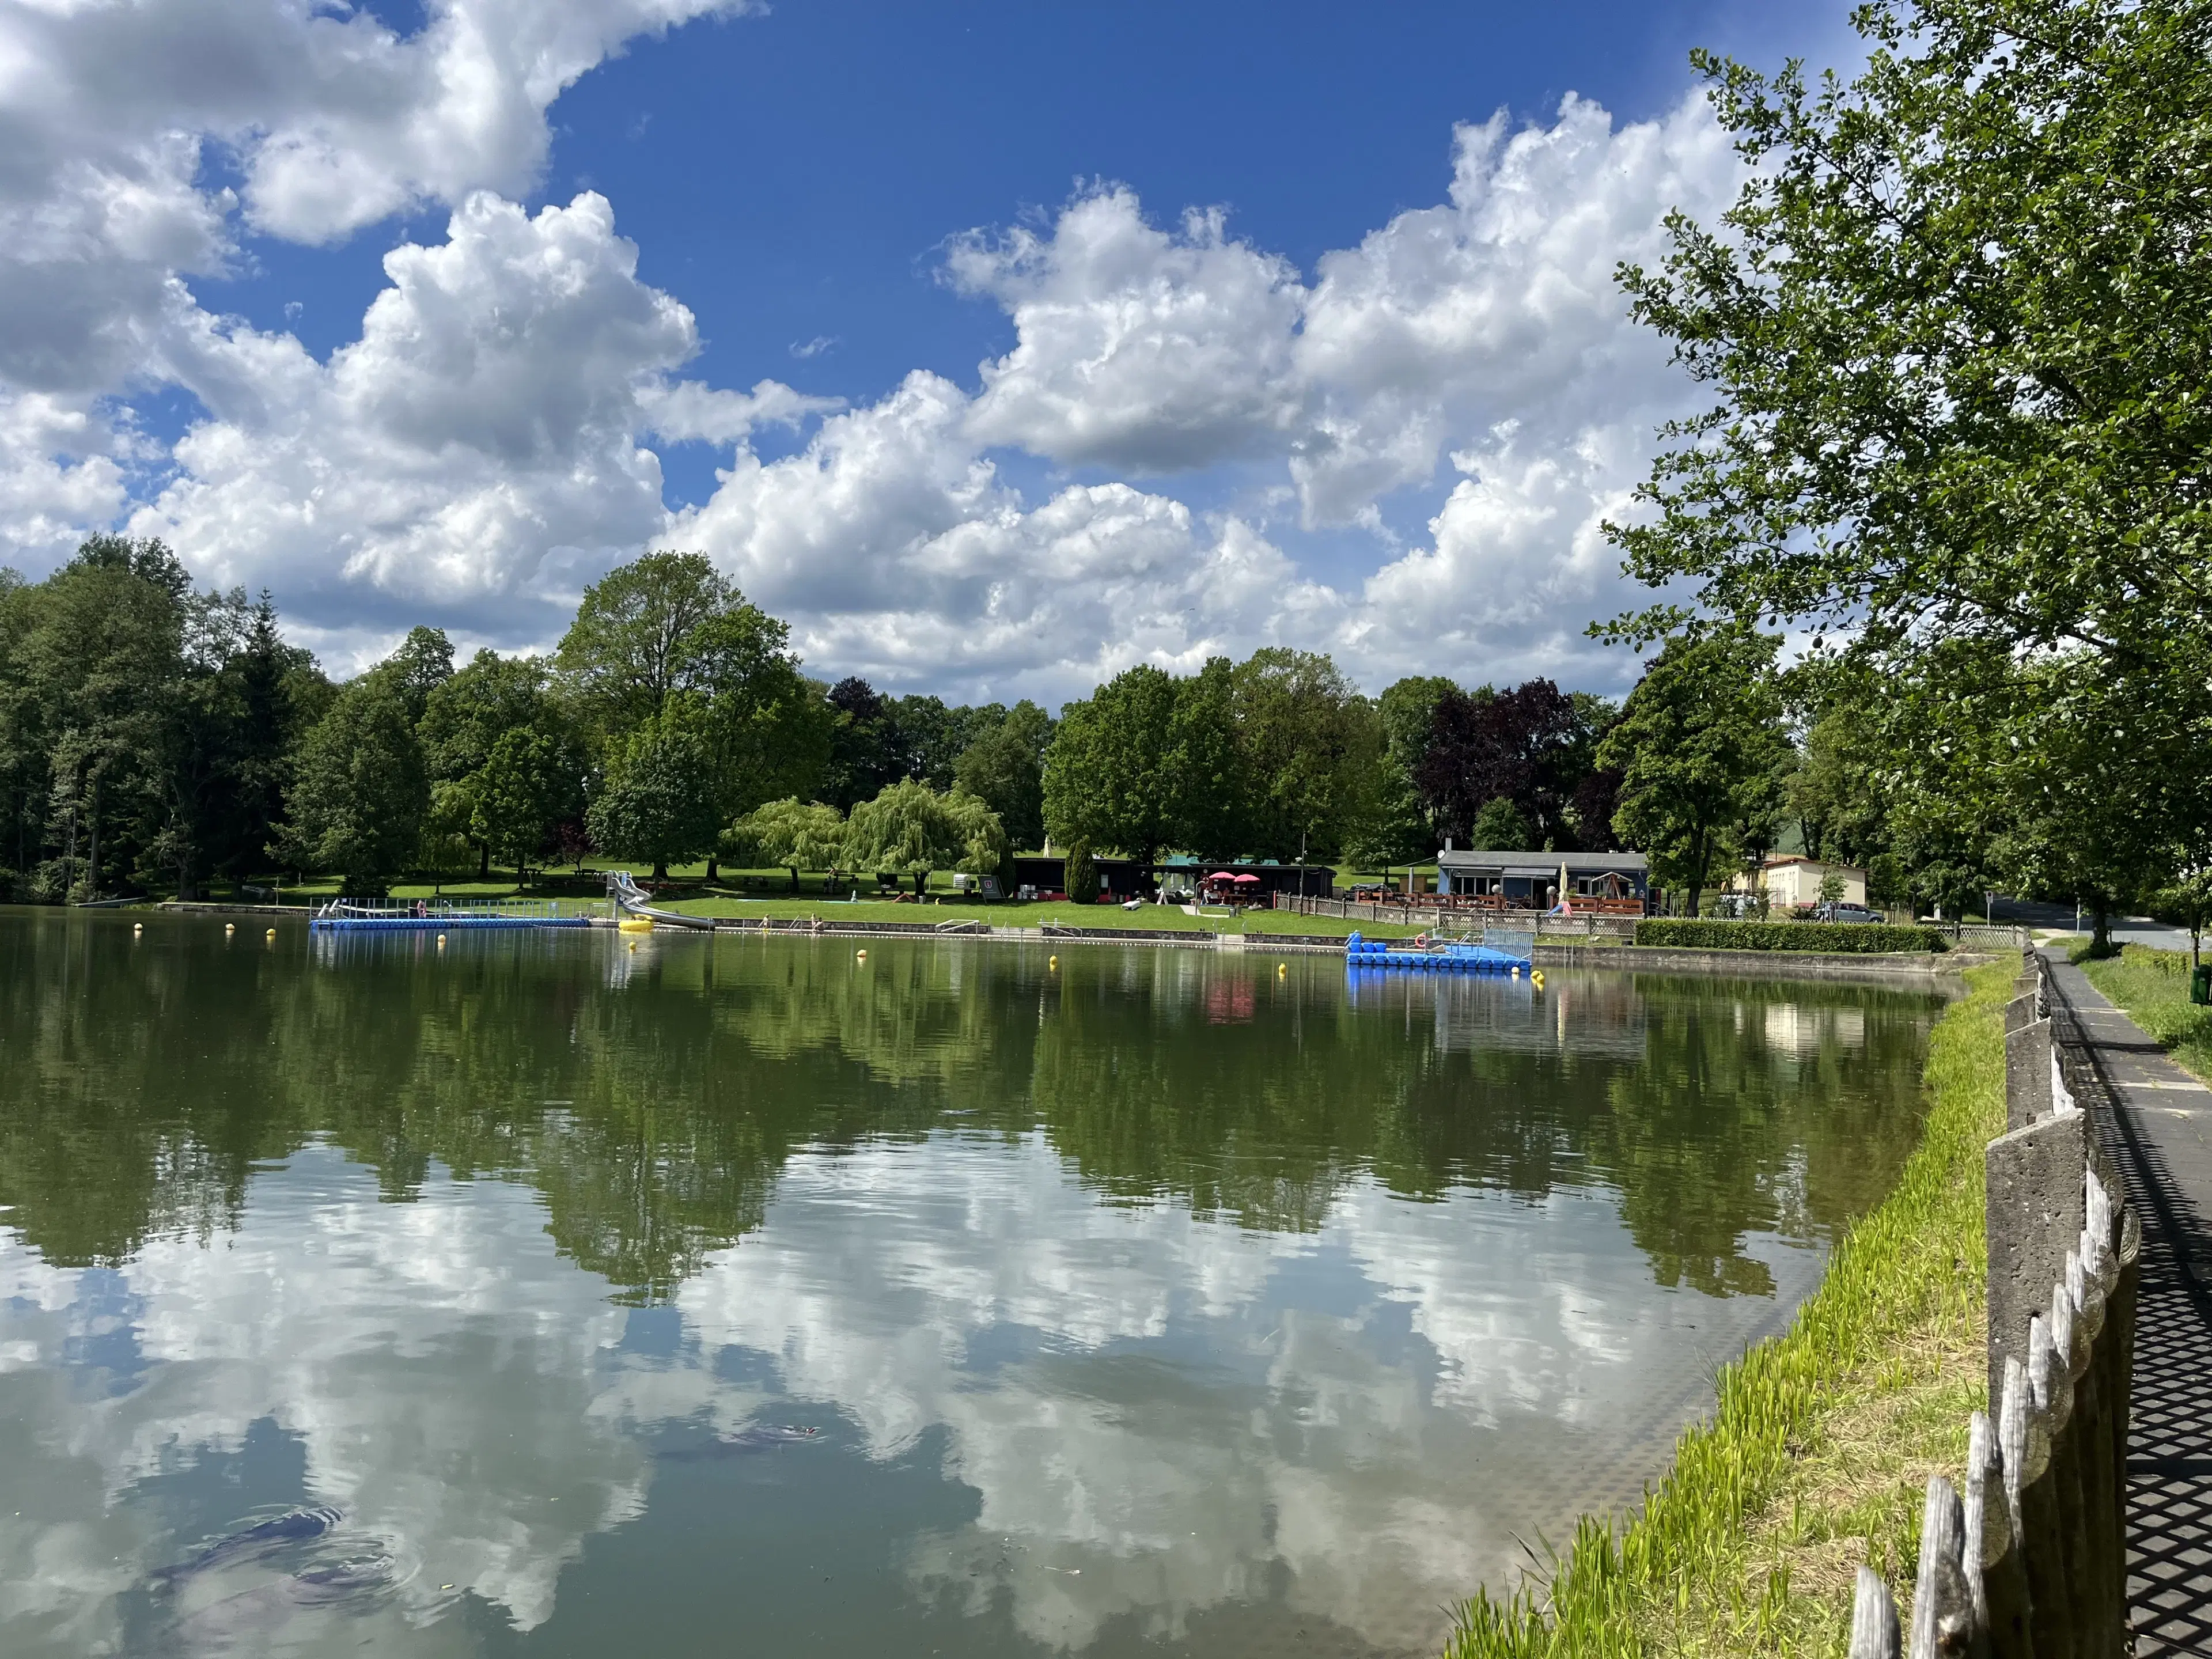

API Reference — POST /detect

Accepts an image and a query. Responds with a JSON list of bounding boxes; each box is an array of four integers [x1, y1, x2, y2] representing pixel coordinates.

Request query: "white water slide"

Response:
[[604, 870, 717, 930]]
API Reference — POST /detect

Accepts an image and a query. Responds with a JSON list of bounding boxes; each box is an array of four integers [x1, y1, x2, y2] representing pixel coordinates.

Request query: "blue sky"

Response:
[[0, 0, 1856, 702]]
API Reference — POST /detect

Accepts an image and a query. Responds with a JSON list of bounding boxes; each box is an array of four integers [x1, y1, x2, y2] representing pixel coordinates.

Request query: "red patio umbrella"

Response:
[[1207, 872, 1238, 881], [1231, 873, 1260, 883]]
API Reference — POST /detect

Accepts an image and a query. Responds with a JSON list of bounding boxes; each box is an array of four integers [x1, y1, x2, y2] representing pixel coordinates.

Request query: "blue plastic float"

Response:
[[1343, 930, 1532, 974]]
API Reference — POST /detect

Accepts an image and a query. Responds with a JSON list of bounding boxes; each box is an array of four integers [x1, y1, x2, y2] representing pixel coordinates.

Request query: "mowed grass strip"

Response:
[[2076, 943, 2212, 1083], [1445, 961, 2008, 1659]]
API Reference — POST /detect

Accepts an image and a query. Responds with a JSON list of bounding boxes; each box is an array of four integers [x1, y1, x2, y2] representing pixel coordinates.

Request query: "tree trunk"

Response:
[[85, 803, 100, 903], [478, 842, 490, 878], [704, 854, 719, 882], [914, 870, 927, 896], [2091, 903, 2113, 956], [789, 865, 800, 892], [652, 859, 669, 882]]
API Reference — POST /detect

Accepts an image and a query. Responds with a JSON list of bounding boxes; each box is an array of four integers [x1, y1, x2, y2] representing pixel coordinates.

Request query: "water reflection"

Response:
[[0, 913, 1938, 1657]]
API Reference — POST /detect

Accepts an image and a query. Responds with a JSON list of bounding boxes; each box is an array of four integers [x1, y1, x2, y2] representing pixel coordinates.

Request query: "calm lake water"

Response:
[[0, 912, 1940, 1658]]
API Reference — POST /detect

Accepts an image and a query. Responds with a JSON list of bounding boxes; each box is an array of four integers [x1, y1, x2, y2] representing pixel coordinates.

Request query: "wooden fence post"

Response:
[[1966, 1410, 2032, 1657], [1852, 1565, 1904, 1659], [1908, 1475, 1976, 1657]]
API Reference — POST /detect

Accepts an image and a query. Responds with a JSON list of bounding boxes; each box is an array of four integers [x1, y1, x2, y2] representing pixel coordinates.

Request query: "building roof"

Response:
[[1435, 849, 1649, 873], [1759, 854, 1865, 873]]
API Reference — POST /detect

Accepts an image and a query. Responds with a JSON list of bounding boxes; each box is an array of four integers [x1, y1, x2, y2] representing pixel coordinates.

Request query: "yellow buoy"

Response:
[[856, 949, 866, 960], [1048, 955, 1058, 969], [266, 928, 276, 942], [1278, 962, 1287, 976], [437, 933, 446, 947]]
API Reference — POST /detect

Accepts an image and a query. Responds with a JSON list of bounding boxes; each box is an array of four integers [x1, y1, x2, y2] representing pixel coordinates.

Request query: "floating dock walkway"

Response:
[[308, 899, 597, 932], [1344, 928, 1536, 974]]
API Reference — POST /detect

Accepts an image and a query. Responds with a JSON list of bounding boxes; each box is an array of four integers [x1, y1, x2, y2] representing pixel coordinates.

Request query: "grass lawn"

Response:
[[165, 863, 1438, 938], [1449, 960, 2008, 1657], [649, 892, 1431, 938], [2075, 942, 2212, 1081]]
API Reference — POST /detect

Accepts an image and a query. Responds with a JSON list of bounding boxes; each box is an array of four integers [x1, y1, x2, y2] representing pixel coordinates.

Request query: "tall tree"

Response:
[[1609, 0, 2212, 683], [1230, 649, 1381, 863], [272, 665, 431, 896], [12, 537, 192, 899], [1599, 627, 1793, 917], [469, 729, 568, 880], [1357, 675, 1459, 864], [586, 704, 721, 882], [823, 677, 903, 812], [384, 626, 453, 719], [680, 605, 831, 870], [1415, 679, 1582, 849], [1165, 658, 1241, 857], [419, 649, 581, 877], [953, 699, 1052, 853], [1041, 665, 1180, 862], [556, 552, 733, 738]]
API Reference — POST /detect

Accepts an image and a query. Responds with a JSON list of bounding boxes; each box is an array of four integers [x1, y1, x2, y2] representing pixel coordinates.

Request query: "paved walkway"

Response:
[[2045, 952, 2212, 1654]]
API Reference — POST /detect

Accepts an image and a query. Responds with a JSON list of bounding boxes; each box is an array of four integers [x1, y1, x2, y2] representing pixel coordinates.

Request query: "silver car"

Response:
[[1814, 902, 1884, 924]]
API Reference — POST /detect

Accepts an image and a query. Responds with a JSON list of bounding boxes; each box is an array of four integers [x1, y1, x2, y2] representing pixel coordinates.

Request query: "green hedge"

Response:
[[1633, 917, 1948, 954]]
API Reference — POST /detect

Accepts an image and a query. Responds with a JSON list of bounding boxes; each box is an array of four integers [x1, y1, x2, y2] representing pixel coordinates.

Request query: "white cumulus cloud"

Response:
[[0, 2, 1747, 697], [129, 192, 820, 661]]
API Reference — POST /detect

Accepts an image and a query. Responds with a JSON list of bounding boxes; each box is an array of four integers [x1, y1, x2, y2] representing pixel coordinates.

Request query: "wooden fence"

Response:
[[1272, 892, 1639, 937], [1849, 948, 2140, 1658]]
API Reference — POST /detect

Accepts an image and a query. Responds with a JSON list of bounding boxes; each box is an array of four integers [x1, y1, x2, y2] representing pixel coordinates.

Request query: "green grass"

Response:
[[2077, 942, 2212, 1082], [647, 892, 1431, 938], [151, 864, 1438, 938], [1446, 961, 2008, 1658]]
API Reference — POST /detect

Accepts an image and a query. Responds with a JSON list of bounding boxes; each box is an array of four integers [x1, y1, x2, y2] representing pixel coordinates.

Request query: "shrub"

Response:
[[1064, 838, 1094, 904], [1634, 917, 1948, 953]]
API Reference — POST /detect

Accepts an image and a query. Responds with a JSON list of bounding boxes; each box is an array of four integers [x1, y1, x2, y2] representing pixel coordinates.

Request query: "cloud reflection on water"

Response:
[[5, 1125, 1819, 1656]]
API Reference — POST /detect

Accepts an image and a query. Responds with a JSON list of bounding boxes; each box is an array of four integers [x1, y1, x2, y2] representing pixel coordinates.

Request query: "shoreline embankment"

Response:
[[143, 899, 1990, 982]]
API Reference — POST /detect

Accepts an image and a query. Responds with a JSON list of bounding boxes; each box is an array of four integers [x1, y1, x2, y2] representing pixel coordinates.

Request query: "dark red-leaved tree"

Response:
[[1415, 680, 1585, 849]]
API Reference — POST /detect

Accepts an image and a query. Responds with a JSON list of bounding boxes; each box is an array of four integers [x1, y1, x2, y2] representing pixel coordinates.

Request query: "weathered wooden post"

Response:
[[1965, 1410, 2032, 1657], [2004, 1354, 2078, 1659], [1908, 1475, 1977, 1658], [1851, 1564, 1904, 1659]]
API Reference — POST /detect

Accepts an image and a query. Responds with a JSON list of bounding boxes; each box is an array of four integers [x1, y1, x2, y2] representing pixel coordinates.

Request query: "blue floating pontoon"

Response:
[[1343, 930, 1533, 974], [309, 899, 596, 932]]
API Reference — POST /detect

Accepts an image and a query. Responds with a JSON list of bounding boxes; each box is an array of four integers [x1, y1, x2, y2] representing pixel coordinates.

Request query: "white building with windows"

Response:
[[1729, 856, 1868, 909]]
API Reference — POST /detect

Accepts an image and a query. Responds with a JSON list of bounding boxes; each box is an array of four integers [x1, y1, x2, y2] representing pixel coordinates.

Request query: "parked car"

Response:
[[1813, 902, 1884, 925], [1347, 883, 1388, 902]]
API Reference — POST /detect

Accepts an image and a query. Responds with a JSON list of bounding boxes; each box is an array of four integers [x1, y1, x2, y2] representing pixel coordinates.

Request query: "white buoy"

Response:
[[437, 933, 446, 948], [224, 923, 234, 935]]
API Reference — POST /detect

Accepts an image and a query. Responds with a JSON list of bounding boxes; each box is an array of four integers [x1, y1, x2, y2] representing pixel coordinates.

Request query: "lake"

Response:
[[0, 912, 1939, 1657]]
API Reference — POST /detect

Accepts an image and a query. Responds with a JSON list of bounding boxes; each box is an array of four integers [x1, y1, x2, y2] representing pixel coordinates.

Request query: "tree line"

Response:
[[0, 535, 2081, 918]]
